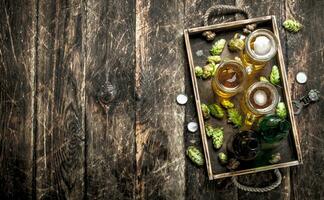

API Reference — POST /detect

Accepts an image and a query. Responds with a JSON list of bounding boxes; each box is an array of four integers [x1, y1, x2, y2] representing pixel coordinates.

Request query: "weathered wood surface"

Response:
[[85, 0, 136, 199], [285, 0, 324, 200], [0, 0, 36, 199], [135, 0, 186, 199], [35, 0, 85, 199], [0, 0, 323, 199]]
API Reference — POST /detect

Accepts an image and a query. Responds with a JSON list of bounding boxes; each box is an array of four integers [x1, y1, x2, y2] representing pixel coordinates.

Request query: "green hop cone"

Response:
[[276, 102, 287, 119], [283, 19, 302, 33], [210, 39, 226, 55], [218, 152, 228, 165], [202, 63, 218, 79], [228, 38, 245, 52], [205, 125, 224, 149], [227, 108, 243, 128], [260, 76, 269, 83], [186, 146, 205, 166], [208, 103, 224, 119], [270, 65, 280, 85], [212, 135, 223, 149], [207, 55, 221, 64], [205, 124, 223, 138], [220, 99, 234, 109], [195, 66, 203, 78], [201, 103, 210, 120], [205, 124, 214, 138]]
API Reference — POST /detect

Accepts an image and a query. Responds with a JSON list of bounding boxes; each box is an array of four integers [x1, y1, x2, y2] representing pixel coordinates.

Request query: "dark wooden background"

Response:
[[0, 0, 323, 199]]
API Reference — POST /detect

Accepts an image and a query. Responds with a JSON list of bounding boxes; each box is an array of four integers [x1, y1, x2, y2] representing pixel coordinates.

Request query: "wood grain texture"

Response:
[[184, 1, 239, 200], [84, 0, 136, 199], [285, 0, 324, 199], [35, 0, 85, 199], [0, 0, 36, 199], [135, 0, 186, 199]]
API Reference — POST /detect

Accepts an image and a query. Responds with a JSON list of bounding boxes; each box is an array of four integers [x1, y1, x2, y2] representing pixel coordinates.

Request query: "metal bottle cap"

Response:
[[187, 122, 199, 132], [176, 94, 188, 105], [296, 72, 307, 84]]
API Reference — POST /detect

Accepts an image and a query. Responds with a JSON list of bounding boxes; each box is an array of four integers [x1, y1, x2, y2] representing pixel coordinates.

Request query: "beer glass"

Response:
[[240, 81, 279, 126], [211, 60, 247, 99], [240, 29, 278, 72]]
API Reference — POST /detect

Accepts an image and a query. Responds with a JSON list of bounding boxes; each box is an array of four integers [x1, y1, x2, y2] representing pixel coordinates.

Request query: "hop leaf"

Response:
[[260, 76, 269, 83], [283, 19, 302, 33], [221, 99, 234, 109], [276, 102, 287, 119], [208, 103, 224, 119], [270, 65, 280, 85], [201, 103, 210, 120], [210, 39, 226, 55], [207, 55, 221, 64], [227, 108, 243, 127], [195, 66, 203, 78], [186, 146, 205, 166]]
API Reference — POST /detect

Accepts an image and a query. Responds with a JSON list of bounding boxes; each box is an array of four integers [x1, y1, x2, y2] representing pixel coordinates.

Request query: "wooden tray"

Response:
[[184, 16, 302, 180]]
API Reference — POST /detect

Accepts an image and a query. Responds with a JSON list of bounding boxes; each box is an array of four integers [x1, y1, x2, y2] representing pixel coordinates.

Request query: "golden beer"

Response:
[[211, 60, 247, 99], [240, 82, 279, 127], [240, 29, 278, 72]]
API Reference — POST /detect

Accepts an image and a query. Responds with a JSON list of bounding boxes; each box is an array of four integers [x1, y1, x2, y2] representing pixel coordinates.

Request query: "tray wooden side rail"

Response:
[[184, 16, 302, 180]]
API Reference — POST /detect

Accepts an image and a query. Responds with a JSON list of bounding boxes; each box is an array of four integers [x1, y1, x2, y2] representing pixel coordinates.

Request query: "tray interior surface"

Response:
[[187, 20, 298, 176]]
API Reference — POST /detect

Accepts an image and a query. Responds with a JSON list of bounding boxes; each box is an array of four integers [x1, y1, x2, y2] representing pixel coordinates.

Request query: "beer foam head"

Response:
[[253, 90, 267, 106], [254, 36, 271, 55]]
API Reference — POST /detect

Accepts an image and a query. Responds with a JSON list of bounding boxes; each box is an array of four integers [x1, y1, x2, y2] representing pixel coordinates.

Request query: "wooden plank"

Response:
[[285, 0, 324, 199], [183, 0, 239, 199], [35, 0, 86, 199], [84, 0, 136, 199], [0, 0, 36, 199], [135, 0, 186, 199], [233, 0, 291, 199]]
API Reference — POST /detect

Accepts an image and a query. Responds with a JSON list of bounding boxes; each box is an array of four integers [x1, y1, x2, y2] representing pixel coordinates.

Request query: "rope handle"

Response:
[[231, 169, 282, 193], [202, 5, 256, 41], [203, 5, 252, 26]]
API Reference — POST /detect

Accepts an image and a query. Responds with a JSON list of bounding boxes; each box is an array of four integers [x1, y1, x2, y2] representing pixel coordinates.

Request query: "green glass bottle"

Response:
[[258, 114, 290, 149]]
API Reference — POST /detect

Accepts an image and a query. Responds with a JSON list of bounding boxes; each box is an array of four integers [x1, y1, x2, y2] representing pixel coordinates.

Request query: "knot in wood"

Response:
[[97, 82, 116, 109], [66, 116, 81, 135], [68, 120, 80, 133]]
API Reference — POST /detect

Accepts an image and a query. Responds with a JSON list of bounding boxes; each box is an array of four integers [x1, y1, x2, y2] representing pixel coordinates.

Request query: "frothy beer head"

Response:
[[246, 82, 279, 115], [246, 29, 278, 62]]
